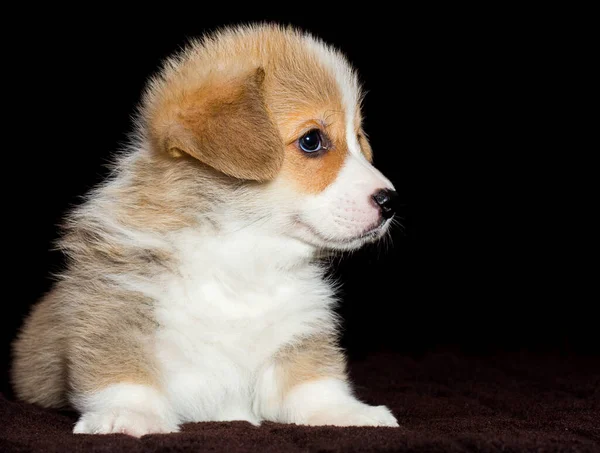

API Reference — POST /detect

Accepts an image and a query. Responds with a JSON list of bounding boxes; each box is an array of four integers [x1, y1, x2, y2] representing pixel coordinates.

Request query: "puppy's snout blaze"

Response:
[[371, 189, 398, 220]]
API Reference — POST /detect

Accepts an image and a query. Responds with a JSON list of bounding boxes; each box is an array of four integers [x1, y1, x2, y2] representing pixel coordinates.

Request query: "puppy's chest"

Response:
[[153, 240, 333, 380], [156, 271, 328, 364]]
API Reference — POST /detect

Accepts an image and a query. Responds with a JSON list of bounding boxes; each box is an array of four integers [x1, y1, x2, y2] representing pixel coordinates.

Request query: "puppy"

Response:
[[11, 23, 399, 436]]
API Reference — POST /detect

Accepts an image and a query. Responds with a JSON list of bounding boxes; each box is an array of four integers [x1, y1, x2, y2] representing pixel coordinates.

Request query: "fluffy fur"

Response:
[[12, 23, 398, 436]]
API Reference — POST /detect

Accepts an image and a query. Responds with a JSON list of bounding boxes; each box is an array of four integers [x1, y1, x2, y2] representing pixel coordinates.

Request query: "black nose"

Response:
[[372, 189, 397, 219]]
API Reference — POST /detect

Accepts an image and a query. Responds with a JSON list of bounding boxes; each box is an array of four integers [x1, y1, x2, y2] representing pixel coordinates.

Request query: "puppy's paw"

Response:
[[306, 403, 399, 427], [73, 408, 179, 437]]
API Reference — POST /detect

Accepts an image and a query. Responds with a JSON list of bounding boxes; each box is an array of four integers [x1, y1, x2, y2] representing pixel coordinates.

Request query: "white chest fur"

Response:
[[151, 227, 335, 423]]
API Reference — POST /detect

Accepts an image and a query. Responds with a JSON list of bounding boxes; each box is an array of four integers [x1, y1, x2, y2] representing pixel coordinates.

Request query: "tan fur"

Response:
[[279, 110, 349, 194], [103, 153, 214, 232], [148, 67, 284, 181], [11, 291, 68, 407], [274, 333, 347, 398], [11, 24, 369, 410], [63, 279, 159, 396], [358, 132, 373, 162]]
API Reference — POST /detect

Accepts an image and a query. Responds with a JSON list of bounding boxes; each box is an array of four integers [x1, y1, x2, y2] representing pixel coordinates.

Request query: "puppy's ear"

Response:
[[148, 67, 284, 181]]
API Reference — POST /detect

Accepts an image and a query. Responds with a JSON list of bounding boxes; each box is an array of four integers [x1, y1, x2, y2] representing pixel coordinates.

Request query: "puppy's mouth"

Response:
[[293, 216, 391, 250], [342, 218, 391, 244], [361, 217, 391, 237]]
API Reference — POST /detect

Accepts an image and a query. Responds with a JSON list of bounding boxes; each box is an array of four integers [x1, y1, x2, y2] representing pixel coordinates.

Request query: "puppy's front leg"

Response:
[[68, 327, 179, 436], [254, 335, 398, 427]]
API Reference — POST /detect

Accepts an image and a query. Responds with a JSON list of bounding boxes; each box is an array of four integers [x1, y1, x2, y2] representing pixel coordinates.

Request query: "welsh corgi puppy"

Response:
[[12, 23, 399, 436]]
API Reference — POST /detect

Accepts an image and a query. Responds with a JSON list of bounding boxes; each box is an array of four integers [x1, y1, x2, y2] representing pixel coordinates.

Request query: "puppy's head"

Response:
[[143, 24, 396, 251]]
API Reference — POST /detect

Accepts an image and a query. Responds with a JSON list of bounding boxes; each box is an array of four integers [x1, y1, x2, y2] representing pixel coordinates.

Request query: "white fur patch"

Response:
[[280, 378, 399, 427], [72, 384, 179, 436]]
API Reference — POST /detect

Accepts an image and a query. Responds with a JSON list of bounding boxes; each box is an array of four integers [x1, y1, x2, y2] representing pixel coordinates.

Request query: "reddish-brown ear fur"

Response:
[[150, 68, 284, 181]]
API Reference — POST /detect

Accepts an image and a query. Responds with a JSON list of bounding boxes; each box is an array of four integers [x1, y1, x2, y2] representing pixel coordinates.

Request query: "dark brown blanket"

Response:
[[1, 351, 598, 452]]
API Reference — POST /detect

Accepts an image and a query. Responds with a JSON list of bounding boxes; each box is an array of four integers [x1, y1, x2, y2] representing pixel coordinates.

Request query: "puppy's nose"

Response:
[[372, 189, 398, 219]]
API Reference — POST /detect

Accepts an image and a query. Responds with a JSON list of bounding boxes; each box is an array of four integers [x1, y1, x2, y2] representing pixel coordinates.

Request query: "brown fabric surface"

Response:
[[1, 351, 598, 452]]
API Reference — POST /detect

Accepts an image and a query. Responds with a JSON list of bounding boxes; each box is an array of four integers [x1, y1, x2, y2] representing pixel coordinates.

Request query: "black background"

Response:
[[2, 8, 594, 397]]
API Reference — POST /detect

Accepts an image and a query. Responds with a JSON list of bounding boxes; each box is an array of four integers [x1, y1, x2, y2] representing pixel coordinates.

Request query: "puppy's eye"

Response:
[[298, 129, 324, 154]]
